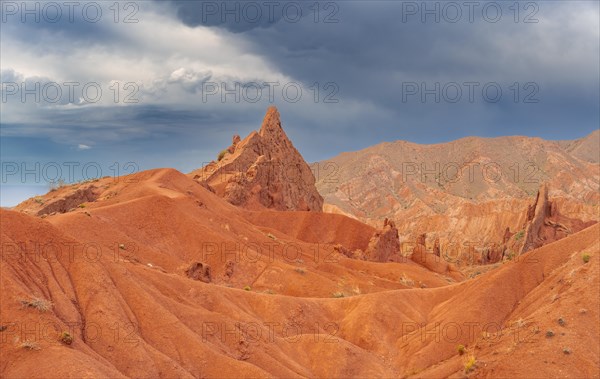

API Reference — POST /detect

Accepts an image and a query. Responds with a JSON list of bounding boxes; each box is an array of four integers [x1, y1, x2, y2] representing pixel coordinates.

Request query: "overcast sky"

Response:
[[1, 0, 599, 206]]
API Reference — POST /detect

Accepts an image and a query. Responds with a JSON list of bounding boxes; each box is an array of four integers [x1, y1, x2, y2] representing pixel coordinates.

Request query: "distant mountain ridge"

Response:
[[316, 130, 599, 246], [558, 129, 600, 163]]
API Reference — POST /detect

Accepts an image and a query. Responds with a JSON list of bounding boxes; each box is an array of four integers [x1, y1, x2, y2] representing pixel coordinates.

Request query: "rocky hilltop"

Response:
[[190, 107, 323, 212]]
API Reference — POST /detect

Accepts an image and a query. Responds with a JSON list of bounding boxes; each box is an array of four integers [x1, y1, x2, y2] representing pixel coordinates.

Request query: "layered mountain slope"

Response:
[[316, 132, 600, 250], [559, 129, 600, 163], [189, 107, 323, 212], [2, 175, 598, 377]]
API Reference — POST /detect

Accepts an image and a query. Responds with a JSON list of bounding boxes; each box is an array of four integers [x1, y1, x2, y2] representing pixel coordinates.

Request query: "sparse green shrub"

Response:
[[20, 297, 53, 312], [582, 253, 590, 263], [78, 204, 86, 208], [546, 330, 555, 337], [457, 344, 465, 355], [243, 285, 251, 291], [59, 331, 73, 345], [19, 340, 40, 350], [399, 273, 414, 287], [464, 355, 476, 373], [558, 317, 566, 326], [48, 179, 66, 192], [563, 347, 572, 354], [515, 230, 525, 241], [217, 150, 227, 161]]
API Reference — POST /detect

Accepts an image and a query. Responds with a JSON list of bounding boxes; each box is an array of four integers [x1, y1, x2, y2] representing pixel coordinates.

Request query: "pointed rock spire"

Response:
[[191, 107, 323, 212], [259, 106, 283, 136]]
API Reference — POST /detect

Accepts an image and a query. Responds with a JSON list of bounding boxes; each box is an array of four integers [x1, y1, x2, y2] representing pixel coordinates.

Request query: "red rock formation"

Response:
[[227, 134, 241, 154], [411, 233, 428, 262], [334, 244, 366, 260], [332, 218, 401, 262], [411, 232, 464, 281], [416, 233, 426, 247], [37, 185, 99, 216], [502, 227, 513, 244], [190, 107, 323, 211], [364, 218, 400, 262], [185, 262, 211, 283], [481, 243, 504, 264], [518, 184, 596, 254], [521, 184, 551, 252], [470, 184, 597, 265], [433, 237, 440, 257]]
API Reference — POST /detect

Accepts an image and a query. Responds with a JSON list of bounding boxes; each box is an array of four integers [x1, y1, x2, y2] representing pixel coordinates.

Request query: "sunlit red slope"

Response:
[[2, 166, 598, 378]]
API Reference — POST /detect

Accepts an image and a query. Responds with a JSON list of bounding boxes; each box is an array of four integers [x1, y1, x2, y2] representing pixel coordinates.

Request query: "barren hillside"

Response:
[[3, 110, 598, 378], [316, 132, 600, 250]]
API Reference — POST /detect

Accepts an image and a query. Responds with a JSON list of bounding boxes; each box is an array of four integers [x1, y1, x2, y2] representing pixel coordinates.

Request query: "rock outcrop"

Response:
[[473, 184, 597, 264], [334, 244, 366, 260], [191, 107, 323, 211], [37, 185, 99, 216], [364, 218, 400, 262], [521, 184, 552, 253], [411, 232, 464, 281], [518, 184, 596, 254], [185, 262, 212, 283], [227, 135, 241, 154], [330, 219, 400, 262], [502, 227, 513, 244], [481, 243, 504, 264], [432, 237, 441, 257]]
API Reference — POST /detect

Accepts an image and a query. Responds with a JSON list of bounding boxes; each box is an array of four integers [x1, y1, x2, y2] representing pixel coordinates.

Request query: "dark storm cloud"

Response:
[[1, 103, 259, 143], [0, 1, 128, 50], [165, 0, 599, 146], [168, 0, 322, 32]]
